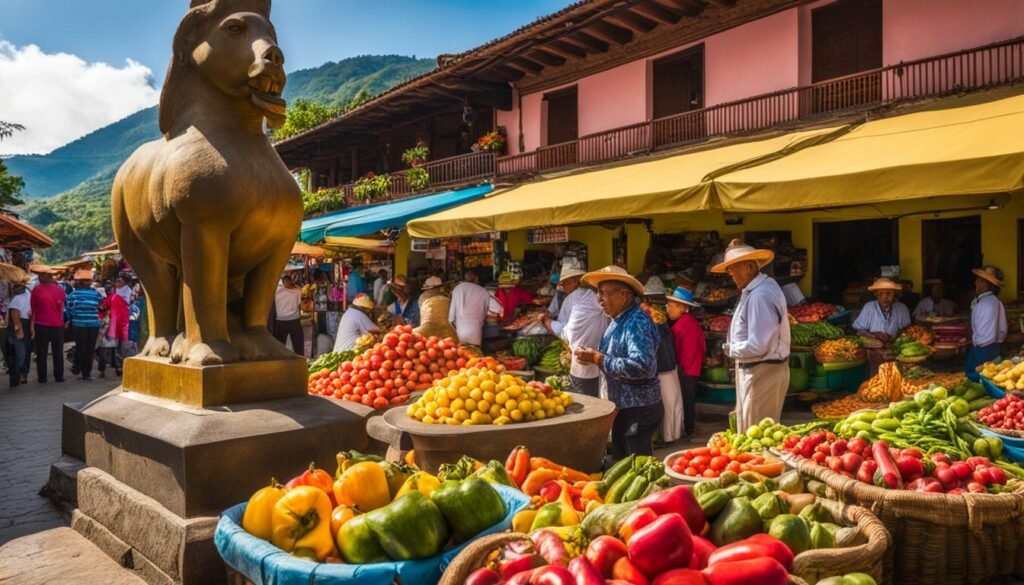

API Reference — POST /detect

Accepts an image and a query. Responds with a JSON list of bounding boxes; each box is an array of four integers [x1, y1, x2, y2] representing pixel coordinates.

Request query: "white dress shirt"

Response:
[[373, 278, 387, 306], [550, 287, 585, 336], [971, 292, 1007, 347], [274, 285, 302, 320], [333, 308, 377, 352], [8, 291, 30, 319], [559, 288, 609, 379], [913, 297, 956, 318], [727, 273, 790, 364], [781, 282, 806, 307], [448, 282, 490, 346], [853, 301, 911, 337]]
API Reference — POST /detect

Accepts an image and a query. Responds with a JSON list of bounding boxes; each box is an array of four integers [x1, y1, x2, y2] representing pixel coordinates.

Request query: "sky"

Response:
[[0, 0, 568, 155]]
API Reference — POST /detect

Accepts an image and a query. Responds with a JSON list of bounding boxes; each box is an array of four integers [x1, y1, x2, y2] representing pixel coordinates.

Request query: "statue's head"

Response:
[[160, 0, 287, 136]]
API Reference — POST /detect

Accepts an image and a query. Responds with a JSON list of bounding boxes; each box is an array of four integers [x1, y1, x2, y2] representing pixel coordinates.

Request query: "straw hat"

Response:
[[73, 269, 94, 281], [667, 287, 701, 308], [28, 264, 58, 275], [497, 272, 516, 287], [421, 276, 443, 290], [582, 265, 645, 296], [973, 265, 1004, 288], [710, 239, 774, 274], [867, 277, 902, 292], [351, 293, 375, 310], [558, 267, 585, 283]]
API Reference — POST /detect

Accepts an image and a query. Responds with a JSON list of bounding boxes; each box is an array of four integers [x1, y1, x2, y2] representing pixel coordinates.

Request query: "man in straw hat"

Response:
[[29, 265, 66, 384], [967, 265, 1007, 381], [576, 266, 663, 460], [66, 269, 103, 381], [853, 277, 911, 340], [666, 287, 705, 439], [6, 274, 32, 386], [544, 267, 609, 398], [333, 293, 380, 353], [386, 275, 420, 326], [711, 240, 790, 433], [913, 278, 957, 320]]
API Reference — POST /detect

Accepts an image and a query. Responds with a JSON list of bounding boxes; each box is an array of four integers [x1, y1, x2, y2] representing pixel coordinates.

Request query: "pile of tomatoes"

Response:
[[307, 325, 473, 409], [670, 443, 785, 479]]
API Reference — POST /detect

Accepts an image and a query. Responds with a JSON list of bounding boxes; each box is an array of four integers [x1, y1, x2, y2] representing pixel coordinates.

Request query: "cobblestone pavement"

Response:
[[0, 355, 119, 544]]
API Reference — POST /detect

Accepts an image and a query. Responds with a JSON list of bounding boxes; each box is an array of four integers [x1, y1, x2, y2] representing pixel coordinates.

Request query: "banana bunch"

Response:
[[538, 339, 568, 372]]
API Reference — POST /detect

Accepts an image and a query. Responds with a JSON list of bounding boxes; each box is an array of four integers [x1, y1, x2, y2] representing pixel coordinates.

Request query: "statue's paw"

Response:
[[170, 334, 188, 364], [141, 335, 174, 358], [235, 328, 297, 361], [184, 340, 239, 366]]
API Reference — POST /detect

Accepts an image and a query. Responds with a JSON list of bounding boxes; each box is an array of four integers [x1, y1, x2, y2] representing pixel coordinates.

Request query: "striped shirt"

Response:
[[66, 288, 103, 328]]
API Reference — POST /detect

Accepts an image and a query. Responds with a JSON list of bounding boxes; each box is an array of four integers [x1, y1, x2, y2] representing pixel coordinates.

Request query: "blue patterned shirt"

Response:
[[66, 288, 103, 328], [600, 302, 661, 409]]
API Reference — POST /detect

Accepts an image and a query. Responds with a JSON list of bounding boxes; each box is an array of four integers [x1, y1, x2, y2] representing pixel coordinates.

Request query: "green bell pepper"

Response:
[[530, 502, 564, 531], [362, 491, 450, 561], [473, 460, 515, 487], [337, 514, 389, 563], [380, 461, 417, 499], [431, 477, 506, 543]]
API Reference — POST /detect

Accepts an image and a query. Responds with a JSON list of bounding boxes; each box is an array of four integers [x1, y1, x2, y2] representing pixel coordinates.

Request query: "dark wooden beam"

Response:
[[704, 0, 736, 7], [508, 57, 545, 74], [632, 1, 683, 24], [605, 10, 659, 34], [543, 40, 587, 59], [528, 48, 567, 67], [474, 66, 525, 82], [564, 31, 610, 53], [658, 0, 704, 13], [585, 20, 634, 45]]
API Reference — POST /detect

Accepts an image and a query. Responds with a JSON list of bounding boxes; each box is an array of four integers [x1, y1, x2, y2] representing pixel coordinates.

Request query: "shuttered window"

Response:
[[544, 87, 578, 146], [653, 45, 704, 119], [812, 0, 883, 83]]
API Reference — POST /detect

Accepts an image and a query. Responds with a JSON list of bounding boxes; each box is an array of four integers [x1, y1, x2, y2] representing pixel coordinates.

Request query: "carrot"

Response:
[[748, 461, 785, 477], [529, 457, 565, 471], [521, 468, 562, 496], [529, 457, 591, 484], [557, 467, 591, 484]]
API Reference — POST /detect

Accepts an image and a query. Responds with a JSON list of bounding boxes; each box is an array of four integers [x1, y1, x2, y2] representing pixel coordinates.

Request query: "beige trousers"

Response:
[[658, 369, 684, 443], [735, 362, 790, 433]]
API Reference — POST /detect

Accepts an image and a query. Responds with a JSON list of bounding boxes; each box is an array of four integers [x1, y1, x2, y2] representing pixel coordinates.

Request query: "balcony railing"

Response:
[[334, 36, 1024, 204]]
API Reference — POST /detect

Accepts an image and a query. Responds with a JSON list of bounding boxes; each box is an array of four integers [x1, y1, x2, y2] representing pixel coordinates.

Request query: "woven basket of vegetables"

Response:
[[790, 497, 890, 585], [798, 458, 1024, 585]]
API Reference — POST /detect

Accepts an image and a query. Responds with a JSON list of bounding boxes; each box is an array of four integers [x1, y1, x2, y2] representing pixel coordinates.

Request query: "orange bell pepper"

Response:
[[241, 478, 286, 541], [271, 486, 336, 561], [333, 462, 391, 512]]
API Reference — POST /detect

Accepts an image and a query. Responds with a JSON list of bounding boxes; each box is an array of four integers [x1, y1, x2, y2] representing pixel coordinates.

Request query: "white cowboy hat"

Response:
[[351, 294, 375, 310], [972, 266, 1004, 288], [421, 276, 444, 290], [558, 267, 586, 283], [710, 239, 774, 274], [867, 277, 902, 292], [581, 265, 645, 296]]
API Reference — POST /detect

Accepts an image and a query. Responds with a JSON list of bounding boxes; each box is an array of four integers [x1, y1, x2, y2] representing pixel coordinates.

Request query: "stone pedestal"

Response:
[[53, 386, 375, 585]]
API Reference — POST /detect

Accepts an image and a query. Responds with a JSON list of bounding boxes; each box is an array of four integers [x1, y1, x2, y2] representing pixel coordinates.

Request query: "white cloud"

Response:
[[0, 40, 160, 155]]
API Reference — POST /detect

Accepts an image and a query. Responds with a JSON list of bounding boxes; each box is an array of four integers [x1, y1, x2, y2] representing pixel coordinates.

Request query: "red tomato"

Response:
[[443, 349, 455, 360], [702, 469, 718, 478], [360, 394, 373, 406], [683, 467, 698, 476], [710, 456, 728, 471], [456, 358, 467, 368], [419, 373, 433, 383], [399, 333, 412, 343], [406, 349, 417, 359]]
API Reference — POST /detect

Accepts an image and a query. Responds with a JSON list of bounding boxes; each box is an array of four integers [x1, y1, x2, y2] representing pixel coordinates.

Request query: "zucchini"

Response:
[[606, 471, 637, 504], [599, 455, 635, 496]]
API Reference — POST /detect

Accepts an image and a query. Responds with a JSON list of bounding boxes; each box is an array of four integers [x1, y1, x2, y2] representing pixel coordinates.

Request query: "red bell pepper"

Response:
[[702, 557, 788, 585], [465, 568, 502, 585], [530, 566, 576, 585], [585, 535, 628, 578], [568, 557, 605, 585], [652, 569, 709, 585], [532, 530, 570, 567], [636, 486, 706, 534], [540, 480, 563, 503], [706, 534, 794, 569], [612, 557, 650, 585], [618, 507, 658, 544], [507, 571, 537, 585], [286, 463, 336, 506], [627, 513, 693, 577], [689, 535, 716, 570], [500, 554, 547, 579]]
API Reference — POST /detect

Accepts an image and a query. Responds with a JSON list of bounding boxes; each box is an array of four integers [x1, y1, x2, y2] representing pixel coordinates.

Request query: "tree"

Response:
[[272, 99, 343, 140], [0, 121, 25, 141], [0, 160, 25, 207]]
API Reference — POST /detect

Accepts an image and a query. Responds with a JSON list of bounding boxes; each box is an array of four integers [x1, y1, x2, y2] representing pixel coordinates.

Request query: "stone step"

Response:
[[0, 527, 147, 585]]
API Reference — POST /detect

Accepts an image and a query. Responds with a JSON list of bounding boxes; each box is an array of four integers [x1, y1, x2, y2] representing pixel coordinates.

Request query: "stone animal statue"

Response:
[[112, 0, 302, 365]]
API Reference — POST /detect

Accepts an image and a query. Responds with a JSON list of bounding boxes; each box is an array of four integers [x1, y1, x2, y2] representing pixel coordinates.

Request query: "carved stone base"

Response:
[[121, 355, 307, 407]]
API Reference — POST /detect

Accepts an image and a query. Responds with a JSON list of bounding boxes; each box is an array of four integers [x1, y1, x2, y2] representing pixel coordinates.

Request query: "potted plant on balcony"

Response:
[[401, 142, 430, 167], [302, 187, 347, 217], [353, 172, 391, 202], [406, 167, 430, 192], [475, 127, 507, 155]]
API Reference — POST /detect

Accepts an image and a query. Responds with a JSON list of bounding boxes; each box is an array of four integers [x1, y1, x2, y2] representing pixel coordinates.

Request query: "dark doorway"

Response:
[[544, 87, 578, 146], [653, 45, 704, 119], [923, 216, 982, 308], [813, 219, 898, 304]]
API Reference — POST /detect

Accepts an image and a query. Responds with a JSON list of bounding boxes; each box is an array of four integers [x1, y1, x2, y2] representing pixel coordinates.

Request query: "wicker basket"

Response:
[[437, 531, 810, 585], [791, 497, 890, 585], [798, 458, 1024, 585]]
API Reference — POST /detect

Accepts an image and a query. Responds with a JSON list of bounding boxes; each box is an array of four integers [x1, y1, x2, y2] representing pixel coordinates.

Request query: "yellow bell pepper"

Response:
[[333, 462, 391, 512], [271, 486, 336, 561], [512, 509, 537, 533], [555, 481, 581, 526], [394, 471, 441, 499], [241, 479, 286, 541]]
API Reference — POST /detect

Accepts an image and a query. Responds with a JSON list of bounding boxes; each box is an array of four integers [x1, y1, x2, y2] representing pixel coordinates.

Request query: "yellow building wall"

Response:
[[394, 231, 411, 277]]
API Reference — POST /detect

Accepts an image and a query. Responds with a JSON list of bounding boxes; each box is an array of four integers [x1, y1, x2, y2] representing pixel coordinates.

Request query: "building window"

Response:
[[652, 45, 704, 119], [811, 0, 883, 83], [544, 86, 578, 146]]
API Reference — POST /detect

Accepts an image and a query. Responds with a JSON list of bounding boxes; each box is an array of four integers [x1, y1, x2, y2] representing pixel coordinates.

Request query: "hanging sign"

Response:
[[528, 227, 569, 244]]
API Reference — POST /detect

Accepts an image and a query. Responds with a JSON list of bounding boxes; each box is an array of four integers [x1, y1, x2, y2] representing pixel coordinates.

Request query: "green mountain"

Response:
[[16, 54, 436, 262]]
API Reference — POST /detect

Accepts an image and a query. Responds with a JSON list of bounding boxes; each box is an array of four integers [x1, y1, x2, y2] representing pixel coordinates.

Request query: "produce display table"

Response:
[[383, 393, 616, 473]]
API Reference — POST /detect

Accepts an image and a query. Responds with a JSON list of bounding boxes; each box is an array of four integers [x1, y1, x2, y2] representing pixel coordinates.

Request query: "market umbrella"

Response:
[[292, 241, 326, 257]]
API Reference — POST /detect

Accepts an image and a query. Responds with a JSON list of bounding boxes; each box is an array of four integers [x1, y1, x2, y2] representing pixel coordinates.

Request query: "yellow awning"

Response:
[[714, 89, 1024, 211], [322, 236, 394, 253], [407, 126, 847, 238]]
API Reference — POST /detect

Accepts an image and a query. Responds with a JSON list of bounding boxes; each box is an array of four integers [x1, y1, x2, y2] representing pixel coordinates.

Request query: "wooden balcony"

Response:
[[336, 37, 1024, 206]]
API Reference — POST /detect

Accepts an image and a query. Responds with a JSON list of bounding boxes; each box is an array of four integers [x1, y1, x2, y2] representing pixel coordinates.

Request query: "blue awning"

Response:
[[299, 184, 493, 243]]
